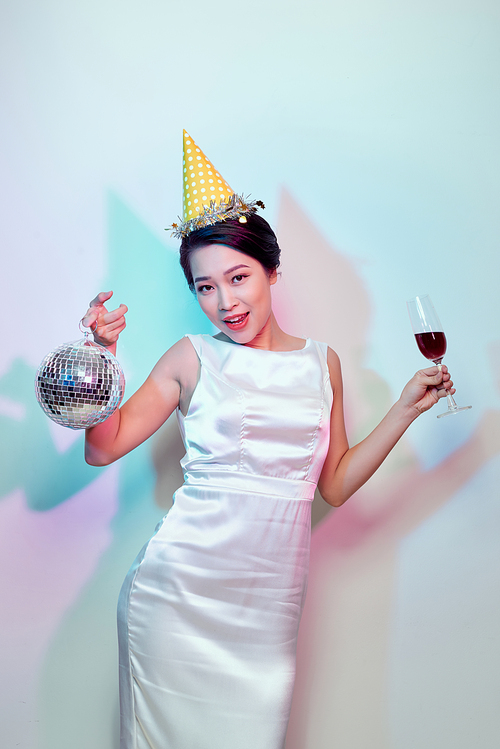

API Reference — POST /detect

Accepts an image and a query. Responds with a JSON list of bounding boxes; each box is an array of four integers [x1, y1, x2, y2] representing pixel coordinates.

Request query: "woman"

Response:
[[83, 213, 453, 749]]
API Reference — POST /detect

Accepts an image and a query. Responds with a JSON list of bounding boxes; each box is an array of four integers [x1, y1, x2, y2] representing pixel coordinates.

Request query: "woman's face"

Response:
[[190, 243, 277, 345]]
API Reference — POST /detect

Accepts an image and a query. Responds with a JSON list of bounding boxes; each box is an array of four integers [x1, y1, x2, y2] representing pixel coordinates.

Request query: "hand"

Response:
[[399, 365, 455, 416], [81, 291, 128, 347]]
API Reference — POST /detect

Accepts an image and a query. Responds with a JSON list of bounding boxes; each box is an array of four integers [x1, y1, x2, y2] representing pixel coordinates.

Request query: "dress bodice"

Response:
[[176, 335, 333, 497]]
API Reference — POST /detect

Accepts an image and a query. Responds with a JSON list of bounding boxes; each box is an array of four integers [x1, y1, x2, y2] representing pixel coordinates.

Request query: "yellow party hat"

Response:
[[170, 130, 264, 238]]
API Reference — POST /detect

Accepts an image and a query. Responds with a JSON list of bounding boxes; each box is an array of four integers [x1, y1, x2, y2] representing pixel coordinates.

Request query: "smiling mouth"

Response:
[[223, 312, 249, 328]]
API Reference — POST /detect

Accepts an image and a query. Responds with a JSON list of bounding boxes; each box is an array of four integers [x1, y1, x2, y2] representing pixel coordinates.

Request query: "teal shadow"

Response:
[[21, 192, 212, 749]]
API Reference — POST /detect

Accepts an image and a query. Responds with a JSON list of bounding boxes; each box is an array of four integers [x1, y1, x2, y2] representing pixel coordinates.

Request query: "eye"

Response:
[[232, 274, 248, 283], [196, 284, 213, 294]]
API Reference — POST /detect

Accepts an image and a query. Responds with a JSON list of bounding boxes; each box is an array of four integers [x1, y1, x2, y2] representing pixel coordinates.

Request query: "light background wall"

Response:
[[1, 1, 499, 747]]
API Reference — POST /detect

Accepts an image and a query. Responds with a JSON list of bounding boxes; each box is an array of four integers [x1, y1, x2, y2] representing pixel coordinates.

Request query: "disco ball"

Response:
[[35, 334, 125, 429]]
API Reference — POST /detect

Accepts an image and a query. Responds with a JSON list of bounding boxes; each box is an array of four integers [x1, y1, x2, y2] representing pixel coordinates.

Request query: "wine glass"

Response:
[[407, 295, 471, 418]]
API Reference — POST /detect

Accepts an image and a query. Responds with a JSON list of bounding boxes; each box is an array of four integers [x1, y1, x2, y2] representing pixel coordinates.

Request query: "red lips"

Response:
[[223, 312, 249, 329]]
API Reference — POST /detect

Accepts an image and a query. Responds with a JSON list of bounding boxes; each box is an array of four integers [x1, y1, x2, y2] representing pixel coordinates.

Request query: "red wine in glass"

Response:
[[407, 295, 471, 418], [414, 331, 447, 362]]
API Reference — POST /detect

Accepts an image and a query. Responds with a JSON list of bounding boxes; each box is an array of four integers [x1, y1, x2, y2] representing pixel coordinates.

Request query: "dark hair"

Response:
[[179, 213, 281, 292]]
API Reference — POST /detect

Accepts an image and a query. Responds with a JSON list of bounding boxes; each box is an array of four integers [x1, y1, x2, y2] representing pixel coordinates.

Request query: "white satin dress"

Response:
[[117, 334, 333, 749]]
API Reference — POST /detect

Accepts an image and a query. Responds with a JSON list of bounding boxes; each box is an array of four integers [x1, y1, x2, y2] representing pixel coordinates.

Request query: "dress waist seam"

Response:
[[182, 469, 317, 501]]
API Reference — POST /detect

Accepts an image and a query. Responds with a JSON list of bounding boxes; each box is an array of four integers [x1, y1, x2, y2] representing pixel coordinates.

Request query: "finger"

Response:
[[428, 386, 440, 402], [84, 303, 127, 327], [95, 317, 126, 334], [81, 308, 100, 328], [89, 290, 113, 308], [103, 304, 128, 323], [420, 364, 448, 376], [94, 322, 126, 344], [83, 291, 113, 326], [110, 322, 127, 339], [437, 377, 453, 390], [436, 386, 456, 399], [93, 306, 127, 329], [416, 369, 444, 386]]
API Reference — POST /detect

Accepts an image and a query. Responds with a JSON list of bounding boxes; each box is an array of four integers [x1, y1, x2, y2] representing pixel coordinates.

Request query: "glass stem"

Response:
[[446, 393, 459, 410], [435, 360, 458, 411]]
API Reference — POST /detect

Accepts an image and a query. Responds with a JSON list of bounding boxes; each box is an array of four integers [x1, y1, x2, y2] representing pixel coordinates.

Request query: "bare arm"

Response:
[[81, 291, 198, 466], [318, 347, 455, 507], [84, 340, 195, 466]]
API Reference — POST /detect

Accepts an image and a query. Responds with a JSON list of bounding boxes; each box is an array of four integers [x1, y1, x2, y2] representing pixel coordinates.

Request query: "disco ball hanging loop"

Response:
[[35, 328, 125, 430]]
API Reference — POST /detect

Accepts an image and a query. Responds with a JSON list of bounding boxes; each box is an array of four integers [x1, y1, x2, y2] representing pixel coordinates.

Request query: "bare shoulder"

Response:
[[149, 337, 200, 416], [151, 336, 199, 382], [326, 346, 341, 370], [326, 346, 343, 393]]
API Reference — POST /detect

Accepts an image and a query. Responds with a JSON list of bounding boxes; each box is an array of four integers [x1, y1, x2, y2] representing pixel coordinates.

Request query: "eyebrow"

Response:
[[194, 264, 250, 284]]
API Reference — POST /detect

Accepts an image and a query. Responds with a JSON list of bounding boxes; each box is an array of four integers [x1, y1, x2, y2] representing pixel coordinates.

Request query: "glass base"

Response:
[[437, 405, 472, 419]]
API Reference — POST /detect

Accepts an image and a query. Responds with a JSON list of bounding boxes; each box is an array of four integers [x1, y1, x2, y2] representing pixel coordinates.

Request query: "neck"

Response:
[[244, 312, 285, 351]]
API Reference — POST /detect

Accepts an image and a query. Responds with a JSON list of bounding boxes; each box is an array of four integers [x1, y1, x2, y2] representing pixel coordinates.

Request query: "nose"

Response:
[[218, 286, 238, 312]]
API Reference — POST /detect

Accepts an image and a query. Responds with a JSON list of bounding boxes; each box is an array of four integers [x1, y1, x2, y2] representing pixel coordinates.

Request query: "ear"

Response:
[[269, 268, 278, 286]]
